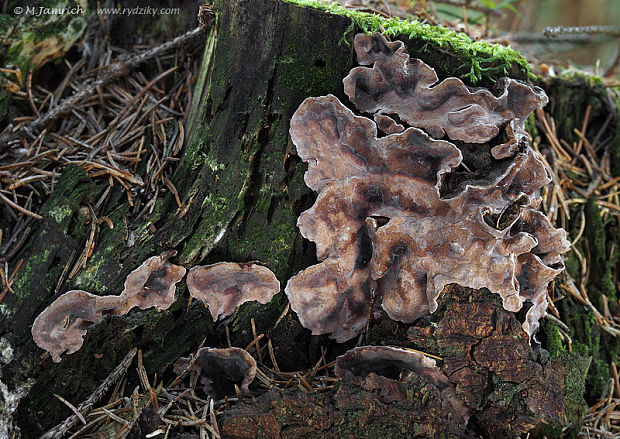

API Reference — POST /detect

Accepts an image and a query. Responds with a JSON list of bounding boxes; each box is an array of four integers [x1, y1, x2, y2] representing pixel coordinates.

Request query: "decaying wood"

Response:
[[220, 286, 572, 438], [40, 348, 137, 439]]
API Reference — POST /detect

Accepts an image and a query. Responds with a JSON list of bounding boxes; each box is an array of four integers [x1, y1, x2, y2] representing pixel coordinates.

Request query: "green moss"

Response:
[[539, 319, 590, 437], [73, 254, 108, 292], [227, 208, 297, 278], [48, 204, 73, 224], [525, 112, 538, 139], [546, 72, 610, 146], [584, 198, 617, 305], [540, 320, 563, 361], [283, 0, 531, 84], [542, 72, 619, 409], [0, 0, 88, 71], [11, 249, 52, 301], [8, 166, 91, 313], [560, 353, 591, 434], [279, 37, 340, 95], [179, 162, 244, 264], [538, 350, 590, 439], [560, 302, 609, 400]]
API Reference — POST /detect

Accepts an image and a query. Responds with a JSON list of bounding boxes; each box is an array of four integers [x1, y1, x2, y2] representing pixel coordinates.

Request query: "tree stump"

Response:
[[0, 0, 600, 437]]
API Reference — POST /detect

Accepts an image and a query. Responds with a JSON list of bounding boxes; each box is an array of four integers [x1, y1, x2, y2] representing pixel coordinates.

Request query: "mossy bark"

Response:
[[0, 0, 615, 437], [221, 286, 578, 439], [1, 0, 355, 435], [539, 74, 620, 410]]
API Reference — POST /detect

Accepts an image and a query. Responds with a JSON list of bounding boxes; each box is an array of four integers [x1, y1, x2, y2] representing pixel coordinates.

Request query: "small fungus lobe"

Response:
[[173, 347, 257, 398], [186, 262, 280, 322], [32, 251, 185, 362], [118, 250, 187, 314], [31, 290, 123, 363], [335, 345, 469, 423]]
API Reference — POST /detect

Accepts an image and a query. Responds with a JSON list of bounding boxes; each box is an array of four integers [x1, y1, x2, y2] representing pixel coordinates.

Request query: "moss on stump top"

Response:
[[284, 0, 532, 86]]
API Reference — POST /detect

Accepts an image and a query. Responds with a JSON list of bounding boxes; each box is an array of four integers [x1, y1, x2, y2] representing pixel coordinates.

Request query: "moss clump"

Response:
[[539, 319, 564, 361], [48, 204, 73, 224], [283, 0, 531, 84]]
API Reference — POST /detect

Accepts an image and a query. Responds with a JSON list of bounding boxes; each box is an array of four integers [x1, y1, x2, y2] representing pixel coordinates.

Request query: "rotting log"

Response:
[[220, 286, 585, 439], [0, 0, 615, 437]]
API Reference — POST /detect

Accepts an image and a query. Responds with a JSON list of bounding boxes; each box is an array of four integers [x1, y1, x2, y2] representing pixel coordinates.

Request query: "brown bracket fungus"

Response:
[[285, 34, 569, 343], [31, 251, 186, 362], [173, 347, 257, 398], [344, 33, 548, 154], [117, 250, 187, 314], [186, 262, 280, 321], [335, 345, 469, 423], [31, 290, 123, 363]]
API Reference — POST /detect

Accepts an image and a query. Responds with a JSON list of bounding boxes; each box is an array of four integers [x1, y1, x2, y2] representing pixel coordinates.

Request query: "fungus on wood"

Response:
[[173, 347, 257, 398], [117, 250, 187, 314], [285, 33, 569, 343], [186, 262, 280, 322], [31, 252, 186, 362], [344, 33, 548, 159], [335, 345, 469, 423], [31, 290, 123, 363]]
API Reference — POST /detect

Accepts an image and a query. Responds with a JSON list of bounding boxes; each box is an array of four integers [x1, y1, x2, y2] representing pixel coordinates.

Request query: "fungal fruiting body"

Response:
[[285, 33, 569, 342], [32, 251, 186, 362], [32, 255, 280, 362], [344, 33, 547, 159], [186, 262, 280, 322], [173, 347, 257, 398], [335, 345, 469, 423], [31, 290, 123, 363]]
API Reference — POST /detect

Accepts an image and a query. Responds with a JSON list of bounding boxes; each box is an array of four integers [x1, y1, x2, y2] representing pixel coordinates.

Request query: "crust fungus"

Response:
[[335, 345, 469, 422], [285, 34, 568, 343], [186, 262, 280, 322], [173, 347, 257, 398], [31, 252, 185, 362], [118, 251, 187, 314], [343, 33, 548, 156], [31, 290, 123, 363]]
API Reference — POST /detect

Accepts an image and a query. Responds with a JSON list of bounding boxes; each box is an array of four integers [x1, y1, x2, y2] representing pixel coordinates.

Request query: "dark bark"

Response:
[[221, 286, 585, 439]]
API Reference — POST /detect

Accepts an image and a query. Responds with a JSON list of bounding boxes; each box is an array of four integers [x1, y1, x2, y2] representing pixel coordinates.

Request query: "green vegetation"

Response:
[[555, 190, 619, 402], [0, 0, 88, 71], [284, 0, 532, 84], [612, 87, 620, 178], [539, 320, 590, 438]]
